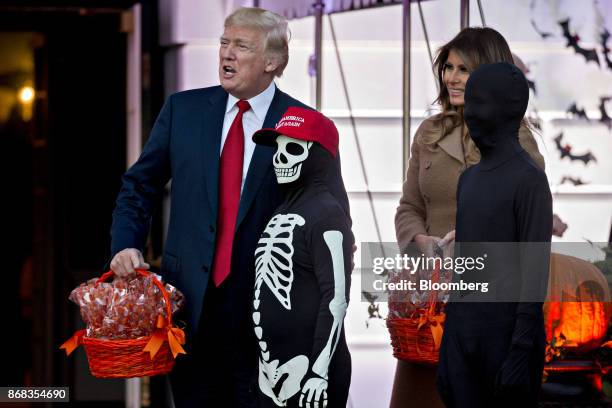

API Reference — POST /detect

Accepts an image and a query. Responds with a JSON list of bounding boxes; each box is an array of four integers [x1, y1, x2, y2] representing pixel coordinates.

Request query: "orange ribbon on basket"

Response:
[[416, 311, 446, 351], [60, 329, 86, 356], [414, 265, 446, 353], [143, 315, 187, 359]]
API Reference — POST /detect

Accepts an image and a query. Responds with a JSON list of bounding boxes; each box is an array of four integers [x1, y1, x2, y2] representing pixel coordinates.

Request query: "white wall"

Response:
[[159, 0, 612, 406]]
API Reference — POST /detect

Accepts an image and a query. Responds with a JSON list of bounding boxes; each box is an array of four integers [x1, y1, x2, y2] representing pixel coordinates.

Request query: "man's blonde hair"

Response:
[[225, 7, 290, 77]]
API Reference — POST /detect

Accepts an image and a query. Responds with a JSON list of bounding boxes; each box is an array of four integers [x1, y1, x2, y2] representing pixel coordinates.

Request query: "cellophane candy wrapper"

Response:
[[387, 267, 418, 318], [69, 273, 185, 340], [388, 240, 455, 318], [387, 266, 452, 318]]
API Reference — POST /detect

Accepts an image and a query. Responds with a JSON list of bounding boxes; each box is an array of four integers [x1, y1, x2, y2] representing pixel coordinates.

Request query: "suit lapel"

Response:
[[437, 124, 466, 164], [235, 87, 289, 230], [203, 87, 229, 216]]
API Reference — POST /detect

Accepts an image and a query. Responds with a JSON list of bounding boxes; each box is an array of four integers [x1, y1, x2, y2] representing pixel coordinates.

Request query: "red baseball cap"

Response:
[[253, 106, 339, 157]]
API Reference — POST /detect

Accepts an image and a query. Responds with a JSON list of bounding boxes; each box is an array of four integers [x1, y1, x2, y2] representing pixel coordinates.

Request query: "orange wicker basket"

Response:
[[386, 266, 445, 365], [61, 269, 186, 378]]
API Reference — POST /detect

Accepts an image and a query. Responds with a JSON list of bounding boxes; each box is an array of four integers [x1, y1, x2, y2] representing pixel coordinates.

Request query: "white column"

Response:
[[125, 4, 142, 406]]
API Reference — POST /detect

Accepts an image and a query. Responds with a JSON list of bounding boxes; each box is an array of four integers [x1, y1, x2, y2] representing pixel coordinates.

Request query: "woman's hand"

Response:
[[439, 230, 456, 258], [414, 234, 442, 258], [439, 230, 455, 248]]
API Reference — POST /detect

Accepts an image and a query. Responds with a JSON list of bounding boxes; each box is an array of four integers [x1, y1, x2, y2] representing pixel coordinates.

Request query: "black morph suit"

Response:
[[436, 63, 552, 408], [251, 139, 353, 408]]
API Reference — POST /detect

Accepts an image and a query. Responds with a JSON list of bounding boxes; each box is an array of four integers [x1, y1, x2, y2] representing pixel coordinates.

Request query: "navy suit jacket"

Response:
[[110, 85, 349, 336]]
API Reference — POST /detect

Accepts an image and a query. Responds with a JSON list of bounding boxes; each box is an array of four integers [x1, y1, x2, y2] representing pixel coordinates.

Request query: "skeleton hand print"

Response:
[[299, 377, 328, 408]]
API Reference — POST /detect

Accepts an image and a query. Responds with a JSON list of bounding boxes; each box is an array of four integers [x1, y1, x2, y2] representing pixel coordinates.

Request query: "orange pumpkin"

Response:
[[544, 253, 612, 353]]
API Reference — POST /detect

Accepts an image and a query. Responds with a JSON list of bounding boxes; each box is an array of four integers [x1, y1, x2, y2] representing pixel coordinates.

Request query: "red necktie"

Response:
[[212, 100, 251, 287]]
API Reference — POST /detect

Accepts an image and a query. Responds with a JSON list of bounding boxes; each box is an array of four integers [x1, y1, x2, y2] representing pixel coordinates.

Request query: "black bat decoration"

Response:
[[553, 133, 597, 165], [362, 291, 383, 326], [559, 19, 600, 65], [600, 96, 612, 130], [601, 29, 612, 70], [560, 175, 588, 186], [531, 18, 554, 39], [567, 103, 589, 120]]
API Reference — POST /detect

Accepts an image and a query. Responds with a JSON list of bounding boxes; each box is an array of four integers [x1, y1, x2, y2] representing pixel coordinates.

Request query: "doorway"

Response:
[[0, 5, 130, 406]]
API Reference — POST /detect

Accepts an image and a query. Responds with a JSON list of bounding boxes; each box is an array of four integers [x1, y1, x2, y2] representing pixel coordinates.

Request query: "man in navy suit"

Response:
[[109, 7, 349, 408]]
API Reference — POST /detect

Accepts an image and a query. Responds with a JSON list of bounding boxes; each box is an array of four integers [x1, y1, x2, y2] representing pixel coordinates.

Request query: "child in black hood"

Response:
[[436, 62, 552, 407]]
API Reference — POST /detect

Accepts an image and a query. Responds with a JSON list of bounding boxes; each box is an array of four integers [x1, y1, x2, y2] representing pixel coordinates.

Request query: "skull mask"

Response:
[[274, 135, 313, 184]]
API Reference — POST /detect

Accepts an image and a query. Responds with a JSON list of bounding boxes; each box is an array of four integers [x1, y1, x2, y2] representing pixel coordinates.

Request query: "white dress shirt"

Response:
[[221, 81, 276, 191]]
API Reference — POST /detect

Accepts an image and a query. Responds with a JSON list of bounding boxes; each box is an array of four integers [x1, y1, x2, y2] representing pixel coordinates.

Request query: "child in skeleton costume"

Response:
[[251, 107, 353, 408]]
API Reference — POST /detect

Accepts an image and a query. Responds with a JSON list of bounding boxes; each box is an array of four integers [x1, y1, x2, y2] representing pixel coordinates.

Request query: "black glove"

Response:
[[494, 346, 532, 396]]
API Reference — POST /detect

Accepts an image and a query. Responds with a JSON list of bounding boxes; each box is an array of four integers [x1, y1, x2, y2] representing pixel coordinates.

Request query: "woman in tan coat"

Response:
[[391, 27, 545, 408]]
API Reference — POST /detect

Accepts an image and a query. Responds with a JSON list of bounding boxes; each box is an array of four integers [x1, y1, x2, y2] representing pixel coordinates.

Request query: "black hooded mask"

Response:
[[464, 62, 529, 170]]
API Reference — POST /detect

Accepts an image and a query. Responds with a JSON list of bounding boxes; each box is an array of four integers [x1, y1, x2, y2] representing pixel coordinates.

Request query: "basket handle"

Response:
[[97, 268, 173, 327]]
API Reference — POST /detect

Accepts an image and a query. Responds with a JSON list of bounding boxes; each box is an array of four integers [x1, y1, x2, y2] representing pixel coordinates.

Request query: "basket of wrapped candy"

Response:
[[61, 269, 186, 378], [386, 264, 446, 365]]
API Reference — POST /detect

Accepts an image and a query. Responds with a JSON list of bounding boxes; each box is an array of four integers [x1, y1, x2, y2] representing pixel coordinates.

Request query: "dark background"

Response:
[[0, 1, 167, 406]]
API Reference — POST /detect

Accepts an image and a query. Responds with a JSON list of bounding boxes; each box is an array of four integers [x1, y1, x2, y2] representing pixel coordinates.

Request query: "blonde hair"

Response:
[[225, 7, 290, 77]]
